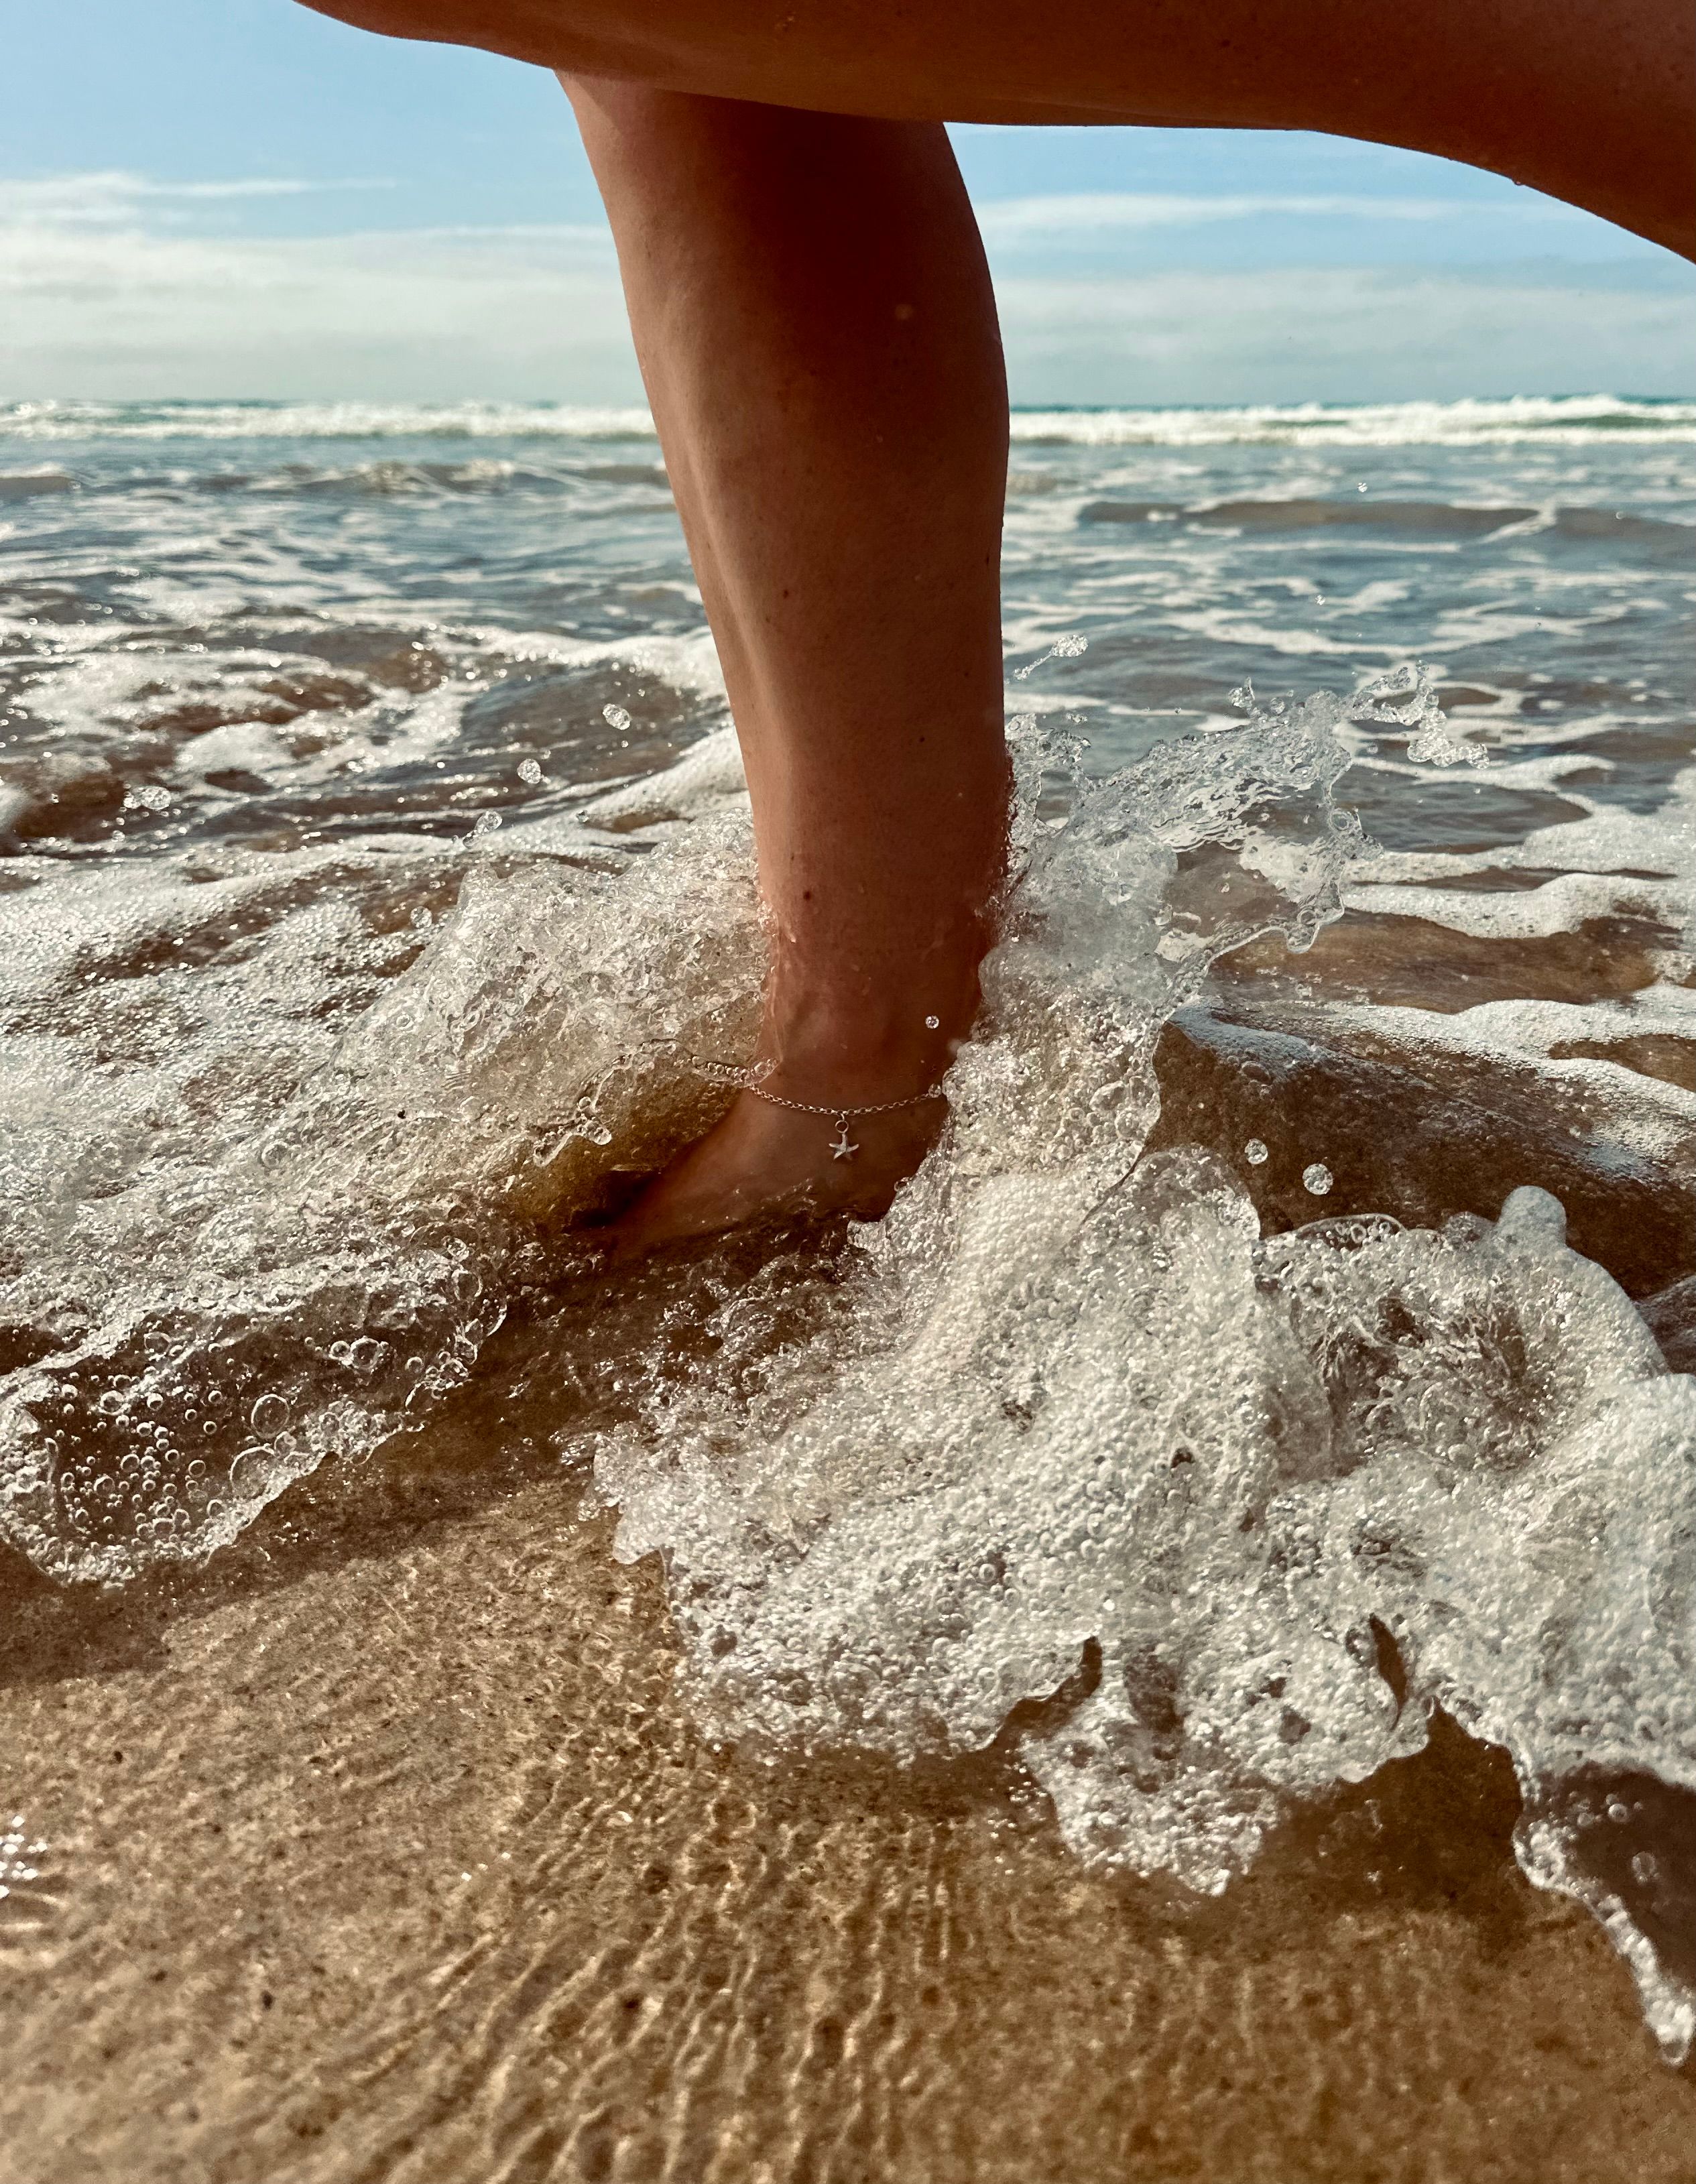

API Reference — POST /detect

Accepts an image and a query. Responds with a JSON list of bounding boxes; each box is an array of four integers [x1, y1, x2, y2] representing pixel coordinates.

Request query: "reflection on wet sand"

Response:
[[3, 1401, 1694, 2184], [4, 400, 1695, 2175]]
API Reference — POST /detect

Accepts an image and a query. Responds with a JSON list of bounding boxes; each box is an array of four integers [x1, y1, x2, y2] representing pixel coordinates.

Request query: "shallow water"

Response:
[[2, 396, 1694, 2167]]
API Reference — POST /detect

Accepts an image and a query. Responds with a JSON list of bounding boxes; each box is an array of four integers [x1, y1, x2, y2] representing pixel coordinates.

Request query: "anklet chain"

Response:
[[699, 1064, 945, 1162]]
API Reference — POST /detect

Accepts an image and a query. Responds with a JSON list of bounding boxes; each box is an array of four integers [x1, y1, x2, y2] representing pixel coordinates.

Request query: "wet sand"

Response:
[[3, 916, 1693, 2181], [5, 404, 1695, 2179], [5, 974, 1696, 2183], [3, 1319, 1693, 2184]]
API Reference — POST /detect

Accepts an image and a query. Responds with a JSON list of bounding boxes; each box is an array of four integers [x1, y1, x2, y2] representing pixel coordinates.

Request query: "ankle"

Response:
[[756, 966, 980, 1106]]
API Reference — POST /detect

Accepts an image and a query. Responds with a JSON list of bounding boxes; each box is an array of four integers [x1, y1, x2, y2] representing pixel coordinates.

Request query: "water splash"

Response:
[[1012, 631, 1089, 682], [581, 691, 1696, 2062], [1355, 661, 1488, 769], [2, 677, 1691, 2060]]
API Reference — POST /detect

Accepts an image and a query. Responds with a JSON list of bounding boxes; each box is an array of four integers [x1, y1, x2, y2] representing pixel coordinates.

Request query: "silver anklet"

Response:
[[700, 1065, 945, 1161]]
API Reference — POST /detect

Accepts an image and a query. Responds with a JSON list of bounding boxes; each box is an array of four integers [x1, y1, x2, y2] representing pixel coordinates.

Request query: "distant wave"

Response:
[[1012, 396, 1696, 446], [1077, 497, 1696, 548], [3, 393, 1695, 446], [0, 400, 660, 443]]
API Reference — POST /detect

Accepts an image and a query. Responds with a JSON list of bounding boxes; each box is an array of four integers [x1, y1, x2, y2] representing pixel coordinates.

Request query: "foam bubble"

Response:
[[578, 700, 1695, 2059], [2, 674, 1691, 2061]]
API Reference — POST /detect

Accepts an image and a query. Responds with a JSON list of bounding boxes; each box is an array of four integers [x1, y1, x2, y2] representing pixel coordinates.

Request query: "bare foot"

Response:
[[599, 1087, 948, 1260], [597, 972, 977, 1260]]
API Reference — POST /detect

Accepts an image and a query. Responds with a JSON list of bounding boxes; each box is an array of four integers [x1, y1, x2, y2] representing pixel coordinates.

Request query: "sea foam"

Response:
[[5, 393, 1696, 446], [1, 649, 1691, 2059], [556, 699, 1696, 2062]]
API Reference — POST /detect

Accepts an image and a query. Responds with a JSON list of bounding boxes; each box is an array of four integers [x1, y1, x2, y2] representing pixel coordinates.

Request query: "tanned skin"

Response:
[[301, 0, 1694, 1250]]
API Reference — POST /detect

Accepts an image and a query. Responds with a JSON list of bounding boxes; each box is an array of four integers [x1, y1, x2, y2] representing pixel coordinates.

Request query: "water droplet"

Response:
[[472, 810, 503, 836], [1244, 1139, 1269, 1166], [924, 1015, 940, 1030], [250, 1392, 289, 1435], [228, 1449, 271, 1497], [1302, 1163, 1333, 1196], [602, 703, 633, 732], [517, 757, 543, 785]]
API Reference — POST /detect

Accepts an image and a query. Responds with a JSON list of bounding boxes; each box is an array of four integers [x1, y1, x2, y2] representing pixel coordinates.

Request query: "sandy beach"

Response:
[[4, 399, 1695, 2175], [5, 987, 1695, 2181], [4, 1410, 1694, 2184]]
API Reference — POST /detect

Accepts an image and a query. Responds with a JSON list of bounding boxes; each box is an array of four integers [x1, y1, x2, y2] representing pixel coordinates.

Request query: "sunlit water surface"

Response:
[[2, 399, 1694, 2129]]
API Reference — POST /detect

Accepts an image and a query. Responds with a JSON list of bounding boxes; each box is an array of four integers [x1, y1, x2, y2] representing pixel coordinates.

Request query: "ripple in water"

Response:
[[3, 409, 1695, 2073]]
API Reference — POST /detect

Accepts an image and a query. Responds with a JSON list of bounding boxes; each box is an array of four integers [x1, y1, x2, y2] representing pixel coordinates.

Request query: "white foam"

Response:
[[1008, 396, 1696, 448], [9, 393, 1696, 448], [1345, 869, 1684, 939], [0, 400, 660, 442], [574, 726, 749, 831], [579, 703, 1696, 2059], [3, 681, 1691, 2063], [1345, 764, 1696, 944]]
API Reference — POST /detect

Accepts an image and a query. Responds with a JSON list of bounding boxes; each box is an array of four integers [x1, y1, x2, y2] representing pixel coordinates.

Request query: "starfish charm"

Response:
[[829, 1121, 858, 1160]]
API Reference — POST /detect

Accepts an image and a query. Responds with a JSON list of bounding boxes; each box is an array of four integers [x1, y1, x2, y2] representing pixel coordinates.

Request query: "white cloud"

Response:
[[5, 171, 393, 225], [2, 172, 1692, 405], [0, 190, 636, 401], [995, 265, 1696, 404], [975, 191, 1518, 237]]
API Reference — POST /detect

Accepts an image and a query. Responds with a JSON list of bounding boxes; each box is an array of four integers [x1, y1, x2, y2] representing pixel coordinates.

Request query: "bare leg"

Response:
[[306, 1, 1693, 258], [566, 88, 1010, 1250], [296, 0, 1693, 1249]]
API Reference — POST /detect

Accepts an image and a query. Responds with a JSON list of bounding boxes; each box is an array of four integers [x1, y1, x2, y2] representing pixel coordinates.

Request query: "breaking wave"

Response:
[[5, 393, 1696, 446]]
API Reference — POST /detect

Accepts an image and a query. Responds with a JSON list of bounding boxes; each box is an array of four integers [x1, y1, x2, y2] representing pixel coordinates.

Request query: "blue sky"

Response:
[[4, 0, 1693, 404]]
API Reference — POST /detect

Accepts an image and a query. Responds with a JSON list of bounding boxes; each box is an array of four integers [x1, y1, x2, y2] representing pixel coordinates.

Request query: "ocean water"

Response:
[[2, 393, 1695, 2097]]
